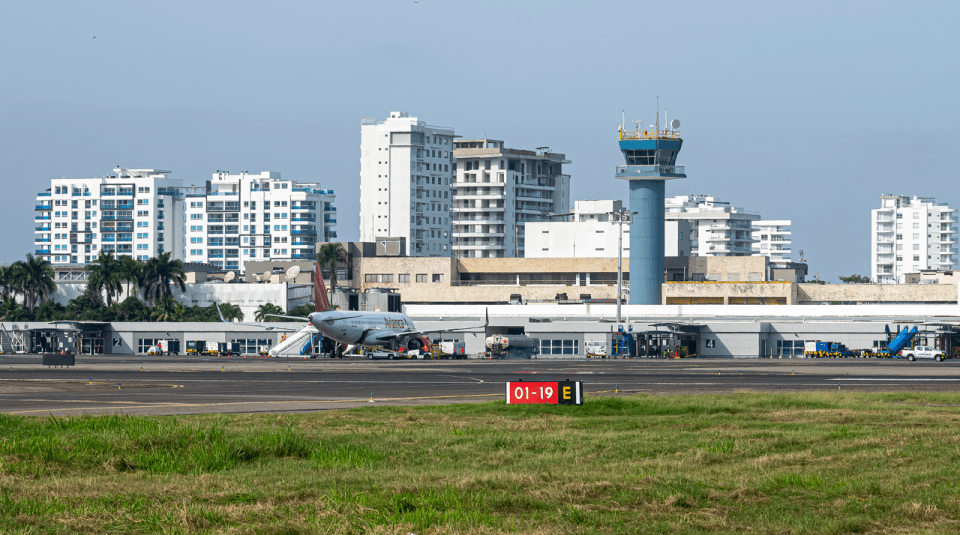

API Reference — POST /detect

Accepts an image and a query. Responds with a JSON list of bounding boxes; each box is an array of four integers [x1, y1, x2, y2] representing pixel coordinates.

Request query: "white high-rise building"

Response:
[[871, 194, 956, 284], [184, 171, 336, 273], [359, 112, 455, 257], [665, 195, 761, 257], [35, 168, 185, 265], [452, 139, 571, 258], [752, 220, 793, 262]]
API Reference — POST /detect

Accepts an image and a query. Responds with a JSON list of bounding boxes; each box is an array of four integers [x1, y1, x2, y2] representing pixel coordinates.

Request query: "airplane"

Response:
[[217, 262, 485, 358]]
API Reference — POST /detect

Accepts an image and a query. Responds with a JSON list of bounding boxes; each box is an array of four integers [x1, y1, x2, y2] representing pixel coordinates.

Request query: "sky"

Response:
[[2, 0, 959, 281]]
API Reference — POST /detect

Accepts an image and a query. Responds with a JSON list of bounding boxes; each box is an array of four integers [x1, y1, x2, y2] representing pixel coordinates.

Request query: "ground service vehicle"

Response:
[[430, 341, 467, 359], [218, 342, 240, 357], [486, 335, 538, 359], [803, 326, 921, 358], [186, 340, 218, 356], [147, 340, 178, 356], [585, 341, 607, 358], [901, 345, 946, 362]]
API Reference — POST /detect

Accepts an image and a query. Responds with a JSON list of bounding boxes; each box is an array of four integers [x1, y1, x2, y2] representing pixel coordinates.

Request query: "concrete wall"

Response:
[[798, 283, 958, 304], [664, 282, 796, 305]]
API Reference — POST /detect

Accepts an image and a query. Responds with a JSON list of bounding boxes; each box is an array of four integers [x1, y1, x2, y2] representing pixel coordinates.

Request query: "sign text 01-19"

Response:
[[505, 381, 582, 405]]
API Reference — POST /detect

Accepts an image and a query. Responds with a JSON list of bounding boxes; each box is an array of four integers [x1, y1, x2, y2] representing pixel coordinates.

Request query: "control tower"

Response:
[[616, 115, 686, 304]]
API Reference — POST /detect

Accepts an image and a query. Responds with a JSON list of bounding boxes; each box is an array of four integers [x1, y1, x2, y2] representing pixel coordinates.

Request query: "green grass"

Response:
[[3, 392, 960, 533]]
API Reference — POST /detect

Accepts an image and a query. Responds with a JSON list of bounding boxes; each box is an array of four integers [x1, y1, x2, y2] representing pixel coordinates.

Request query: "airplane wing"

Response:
[[265, 313, 313, 322], [370, 309, 490, 341], [214, 304, 304, 332]]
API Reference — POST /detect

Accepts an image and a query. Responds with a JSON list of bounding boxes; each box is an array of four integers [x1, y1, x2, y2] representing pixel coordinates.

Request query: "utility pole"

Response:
[[609, 208, 633, 324]]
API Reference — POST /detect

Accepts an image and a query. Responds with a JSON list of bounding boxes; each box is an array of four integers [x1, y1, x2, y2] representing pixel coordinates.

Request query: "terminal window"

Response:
[[540, 339, 579, 355], [776, 340, 804, 357]]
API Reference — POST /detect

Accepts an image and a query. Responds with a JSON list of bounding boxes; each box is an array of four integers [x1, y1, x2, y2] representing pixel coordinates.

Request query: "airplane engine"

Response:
[[406, 337, 429, 352]]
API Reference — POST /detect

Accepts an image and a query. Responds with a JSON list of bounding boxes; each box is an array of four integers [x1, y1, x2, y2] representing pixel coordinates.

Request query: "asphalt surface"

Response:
[[2, 354, 960, 416]]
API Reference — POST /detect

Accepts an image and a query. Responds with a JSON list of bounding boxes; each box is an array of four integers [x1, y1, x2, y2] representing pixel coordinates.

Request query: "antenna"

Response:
[[223, 271, 236, 283], [285, 265, 301, 282]]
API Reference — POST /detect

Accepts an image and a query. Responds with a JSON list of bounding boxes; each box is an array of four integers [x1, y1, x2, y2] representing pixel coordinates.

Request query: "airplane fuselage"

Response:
[[307, 310, 418, 349]]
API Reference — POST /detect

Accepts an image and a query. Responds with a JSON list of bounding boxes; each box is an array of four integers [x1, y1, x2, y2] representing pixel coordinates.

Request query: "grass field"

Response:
[[3, 393, 960, 534]]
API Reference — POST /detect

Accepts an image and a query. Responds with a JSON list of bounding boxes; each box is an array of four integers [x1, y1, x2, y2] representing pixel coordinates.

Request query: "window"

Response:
[[364, 274, 394, 283], [539, 339, 579, 355], [432, 274, 443, 282], [398, 274, 410, 283], [416, 274, 428, 283], [775, 340, 804, 356]]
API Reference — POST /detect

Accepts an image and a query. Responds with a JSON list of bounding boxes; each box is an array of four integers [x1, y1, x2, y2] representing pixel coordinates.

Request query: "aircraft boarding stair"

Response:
[[268, 324, 320, 357]]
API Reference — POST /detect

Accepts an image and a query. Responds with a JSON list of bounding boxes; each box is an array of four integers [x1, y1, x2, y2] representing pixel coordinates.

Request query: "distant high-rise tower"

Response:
[[616, 114, 686, 304], [359, 112, 455, 257], [871, 194, 957, 284]]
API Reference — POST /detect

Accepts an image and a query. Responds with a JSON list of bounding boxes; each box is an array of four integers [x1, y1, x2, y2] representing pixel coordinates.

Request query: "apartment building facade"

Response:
[[871, 195, 957, 284], [35, 168, 185, 265], [184, 171, 336, 273], [359, 112, 455, 257], [752, 220, 793, 262], [664, 195, 761, 257], [452, 139, 570, 258]]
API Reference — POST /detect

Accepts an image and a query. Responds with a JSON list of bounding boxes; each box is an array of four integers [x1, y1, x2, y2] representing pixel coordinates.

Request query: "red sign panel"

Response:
[[505, 381, 582, 405]]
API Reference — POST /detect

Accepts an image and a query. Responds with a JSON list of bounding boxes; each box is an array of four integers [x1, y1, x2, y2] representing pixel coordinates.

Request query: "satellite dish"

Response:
[[224, 271, 236, 283], [670, 119, 680, 130], [262, 271, 272, 283], [285, 265, 301, 282], [254, 274, 262, 283]]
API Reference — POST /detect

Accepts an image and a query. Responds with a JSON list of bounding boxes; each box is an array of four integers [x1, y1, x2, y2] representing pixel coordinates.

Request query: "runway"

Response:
[[2, 354, 960, 416]]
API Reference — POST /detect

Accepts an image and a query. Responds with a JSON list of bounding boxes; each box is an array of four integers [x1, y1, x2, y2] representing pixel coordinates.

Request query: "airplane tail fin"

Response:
[[314, 262, 332, 312]]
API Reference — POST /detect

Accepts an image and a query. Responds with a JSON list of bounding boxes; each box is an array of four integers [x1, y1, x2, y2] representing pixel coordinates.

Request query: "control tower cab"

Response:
[[616, 116, 686, 305]]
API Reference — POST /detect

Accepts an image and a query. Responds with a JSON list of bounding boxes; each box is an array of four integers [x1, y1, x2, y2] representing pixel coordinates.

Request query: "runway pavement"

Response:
[[2, 354, 960, 416]]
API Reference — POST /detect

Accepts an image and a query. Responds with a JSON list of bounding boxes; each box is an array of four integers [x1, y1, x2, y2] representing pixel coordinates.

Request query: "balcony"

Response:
[[324, 218, 337, 224], [615, 164, 686, 180], [35, 215, 51, 221], [292, 229, 317, 235], [35, 226, 50, 232], [37, 192, 51, 197], [35, 249, 51, 255], [35, 205, 51, 211], [292, 216, 315, 222], [35, 238, 51, 243]]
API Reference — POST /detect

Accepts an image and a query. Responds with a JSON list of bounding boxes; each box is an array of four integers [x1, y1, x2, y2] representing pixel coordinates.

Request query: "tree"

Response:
[[0, 265, 14, 300], [119, 256, 144, 300], [289, 304, 314, 317], [150, 295, 180, 322], [140, 252, 186, 305], [255, 303, 283, 322], [86, 251, 124, 306], [839, 274, 871, 284], [216, 302, 244, 322], [34, 300, 65, 322], [10, 254, 55, 313], [317, 243, 345, 300], [115, 295, 150, 322]]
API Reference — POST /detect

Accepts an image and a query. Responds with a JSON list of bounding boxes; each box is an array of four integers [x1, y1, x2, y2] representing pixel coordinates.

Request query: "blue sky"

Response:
[[2, 0, 958, 281]]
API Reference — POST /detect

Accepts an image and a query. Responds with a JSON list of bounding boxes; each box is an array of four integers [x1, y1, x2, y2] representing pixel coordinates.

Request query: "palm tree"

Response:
[[119, 256, 144, 301], [150, 295, 179, 322], [255, 303, 283, 322], [216, 302, 244, 322], [86, 251, 123, 306], [317, 243, 345, 298], [140, 252, 186, 305], [0, 265, 13, 300], [10, 254, 55, 314]]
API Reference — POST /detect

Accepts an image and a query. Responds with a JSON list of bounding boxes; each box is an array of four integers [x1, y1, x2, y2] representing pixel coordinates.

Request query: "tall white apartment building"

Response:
[[184, 171, 336, 273], [871, 195, 957, 284], [665, 195, 760, 257], [752, 220, 793, 262], [35, 168, 185, 265], [452, 139, 570, 258], [359, 112, 455, 257]]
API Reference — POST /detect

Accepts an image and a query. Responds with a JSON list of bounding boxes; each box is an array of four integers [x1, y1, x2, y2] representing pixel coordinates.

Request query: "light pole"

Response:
[[609, 208, 634, 324]]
